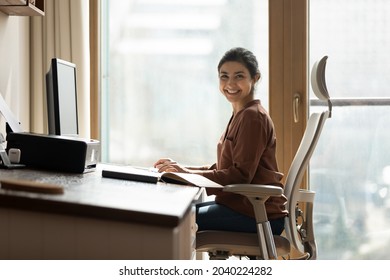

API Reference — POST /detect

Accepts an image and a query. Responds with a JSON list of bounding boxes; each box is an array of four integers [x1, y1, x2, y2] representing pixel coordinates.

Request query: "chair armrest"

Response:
[[297, 189, 315, 203], [223, 184, 283, 198], [223, 184, 283, 224]]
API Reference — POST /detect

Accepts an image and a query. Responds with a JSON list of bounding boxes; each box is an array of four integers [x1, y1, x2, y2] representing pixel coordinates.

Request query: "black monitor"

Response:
[[46, 58, 79, 136]]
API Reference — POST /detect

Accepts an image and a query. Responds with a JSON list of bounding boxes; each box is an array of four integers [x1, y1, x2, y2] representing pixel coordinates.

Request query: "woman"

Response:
[[154, 47, 287, 235]]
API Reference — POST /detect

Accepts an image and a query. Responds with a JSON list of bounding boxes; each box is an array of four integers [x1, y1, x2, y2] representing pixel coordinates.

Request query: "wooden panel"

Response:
[[269, 0, 308, 179], [89, 0, 100, 140], [0, 0, 44, 16]]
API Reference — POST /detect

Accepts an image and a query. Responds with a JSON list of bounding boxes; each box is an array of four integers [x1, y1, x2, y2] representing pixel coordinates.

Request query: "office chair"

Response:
[[196, 56, 331, 260]]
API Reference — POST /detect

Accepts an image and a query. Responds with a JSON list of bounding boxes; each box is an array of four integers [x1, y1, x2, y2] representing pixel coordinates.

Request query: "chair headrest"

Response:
[[311, 56, 332, 116]]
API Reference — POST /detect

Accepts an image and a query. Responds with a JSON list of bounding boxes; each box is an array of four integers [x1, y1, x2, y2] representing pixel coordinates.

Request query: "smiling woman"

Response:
[[153, 47, 287, 235], [101, 0, 268, 167]]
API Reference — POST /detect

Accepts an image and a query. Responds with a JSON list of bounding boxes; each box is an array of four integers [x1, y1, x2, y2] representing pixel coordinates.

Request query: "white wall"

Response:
[[0, 13, 30, 138]]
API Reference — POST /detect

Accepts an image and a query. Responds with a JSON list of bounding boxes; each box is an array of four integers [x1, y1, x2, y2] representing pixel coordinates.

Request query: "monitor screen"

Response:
[[46, 58, 79, 136]]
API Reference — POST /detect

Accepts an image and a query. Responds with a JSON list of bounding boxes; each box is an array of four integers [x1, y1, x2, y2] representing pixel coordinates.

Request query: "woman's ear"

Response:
[[254, 73, 261, 83]]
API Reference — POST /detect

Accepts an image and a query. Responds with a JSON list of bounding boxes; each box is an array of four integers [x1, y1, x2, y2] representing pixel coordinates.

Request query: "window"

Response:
[[309, 0, 390, 259], [101, 0, 268, 167]]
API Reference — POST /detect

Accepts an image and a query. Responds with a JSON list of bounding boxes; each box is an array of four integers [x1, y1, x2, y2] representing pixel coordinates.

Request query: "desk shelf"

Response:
[[0, 0, 44, 16]]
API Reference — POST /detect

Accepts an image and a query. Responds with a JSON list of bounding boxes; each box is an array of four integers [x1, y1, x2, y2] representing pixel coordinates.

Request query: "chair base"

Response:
[[196, 230, 291, 260]]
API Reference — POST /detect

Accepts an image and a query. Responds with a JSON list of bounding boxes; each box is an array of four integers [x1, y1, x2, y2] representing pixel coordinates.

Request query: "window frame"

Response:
[[269, 0, 308, 180]]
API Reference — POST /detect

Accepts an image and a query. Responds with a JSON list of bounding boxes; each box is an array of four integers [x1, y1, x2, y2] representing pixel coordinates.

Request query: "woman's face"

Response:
[[218, 61, 257, 108]]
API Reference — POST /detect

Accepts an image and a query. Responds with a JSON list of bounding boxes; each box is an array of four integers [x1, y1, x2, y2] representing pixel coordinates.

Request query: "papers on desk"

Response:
[[101, 165, 223, 188]]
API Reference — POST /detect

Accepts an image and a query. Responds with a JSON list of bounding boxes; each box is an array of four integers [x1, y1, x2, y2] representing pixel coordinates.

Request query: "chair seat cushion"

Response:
[[196, 230, 290, 257]]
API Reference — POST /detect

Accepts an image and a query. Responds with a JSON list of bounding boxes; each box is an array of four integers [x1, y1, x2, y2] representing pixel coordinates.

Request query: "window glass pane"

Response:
[[310, 0, 390, 99], [101, 0, 268, 167], [310, 0, 390, 259]]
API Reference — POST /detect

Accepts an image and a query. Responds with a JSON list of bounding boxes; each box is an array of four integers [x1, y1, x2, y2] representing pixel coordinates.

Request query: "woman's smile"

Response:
[[225, 89, 240, 95]]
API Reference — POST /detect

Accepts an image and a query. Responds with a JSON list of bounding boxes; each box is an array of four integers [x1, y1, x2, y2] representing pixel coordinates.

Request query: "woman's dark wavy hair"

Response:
[[217, 47, 261, 79]]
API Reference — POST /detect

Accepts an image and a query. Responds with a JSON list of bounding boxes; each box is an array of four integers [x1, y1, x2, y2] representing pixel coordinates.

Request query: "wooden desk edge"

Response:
[[0, 194, 193, 228]]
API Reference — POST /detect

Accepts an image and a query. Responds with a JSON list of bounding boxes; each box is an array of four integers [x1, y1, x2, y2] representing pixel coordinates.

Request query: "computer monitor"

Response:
[[46, 58, 79, 136]]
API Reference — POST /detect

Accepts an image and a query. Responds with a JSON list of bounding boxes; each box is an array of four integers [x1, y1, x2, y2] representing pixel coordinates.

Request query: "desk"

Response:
[[0, 165, 201, 259]]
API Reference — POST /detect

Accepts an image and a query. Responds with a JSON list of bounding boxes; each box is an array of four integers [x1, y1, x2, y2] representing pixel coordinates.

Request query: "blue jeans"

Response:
[[196, 201, 285, 235]]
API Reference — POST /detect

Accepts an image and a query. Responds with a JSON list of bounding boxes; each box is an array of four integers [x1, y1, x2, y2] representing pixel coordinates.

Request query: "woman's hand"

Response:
[[153, 158, 177, 169], [153, 158, 190, 173]]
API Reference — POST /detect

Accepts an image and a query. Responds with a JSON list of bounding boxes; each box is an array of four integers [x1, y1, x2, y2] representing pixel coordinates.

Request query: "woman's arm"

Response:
[[153, 158, 215, 173]]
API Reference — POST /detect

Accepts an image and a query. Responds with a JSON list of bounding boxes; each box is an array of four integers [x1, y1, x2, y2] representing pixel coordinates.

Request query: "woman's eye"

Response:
[[235, 74, 244, 79], [219, 75, 228, 80]]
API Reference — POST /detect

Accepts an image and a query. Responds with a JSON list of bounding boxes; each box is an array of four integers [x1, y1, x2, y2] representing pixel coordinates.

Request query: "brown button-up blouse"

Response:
[[201, 99, 288, 220]]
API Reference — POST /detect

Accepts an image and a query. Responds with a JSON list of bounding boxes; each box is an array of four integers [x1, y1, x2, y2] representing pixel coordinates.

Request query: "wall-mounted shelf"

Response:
[[0, 0, 44, 16]]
